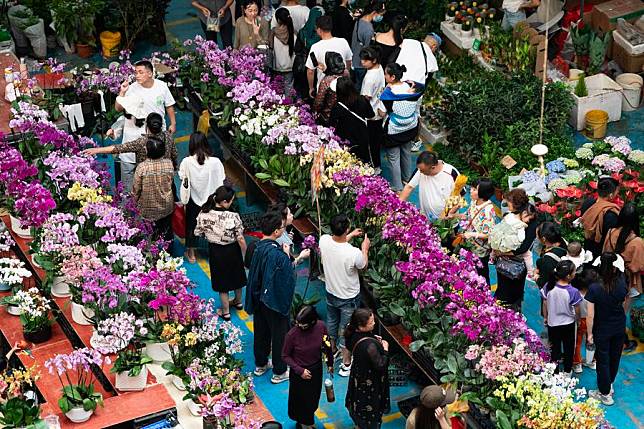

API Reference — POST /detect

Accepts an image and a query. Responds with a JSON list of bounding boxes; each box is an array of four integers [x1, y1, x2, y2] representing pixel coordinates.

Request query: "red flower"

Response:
[[556, 186, 583, 199], [589, 181, 597, 190], [537, 203, 557, 214]]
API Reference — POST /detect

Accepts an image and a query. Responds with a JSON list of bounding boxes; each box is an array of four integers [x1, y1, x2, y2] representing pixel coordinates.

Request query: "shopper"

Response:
[[306, 15, 353, 97], [233, 0, 269, 49], [271, 0, 310, 32], [586, 252, 629, 406], [359, 46, 385, 170], [83, 112, 177, 171], [534, 222, 566, 289], [194, 186, 246, 320], [350, 0, 386, 89], [178, 132, 226, 264], [379, 63, 424, 193], [312, 51, 345, 124], [245, 212, 297, 384], [459, 178, 498, 284], [372, 14, 406, 66], [282, 306, 333, 429], [406, 385, 456, 429], [331, 0, 354, 44], [344, 308, 390, 429], [580, 177, 620, 258], [572, 268, 597, 373], [501, 0, 541, 30], [603, 202, 643, 353], [541, 260, 582, 374], [192, 0, 234, 47], [115, 60, 176, 193], [400, 151, 458, 221], [329, 76, 375, 164], [293, 3, 325, 98], [132, 137, 174, 242], [319, 214, 370, 377], [271, 7, 297, 94]]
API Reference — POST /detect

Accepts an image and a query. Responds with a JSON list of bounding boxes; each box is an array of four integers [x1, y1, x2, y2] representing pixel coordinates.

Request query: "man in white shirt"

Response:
[[397, 38, 439, 83], [319, 214, 370, 377], [400, 151, 459, 222], [305, 15, 353, 98], [270, 0, 310, 32], [116, 60, 177, 193]]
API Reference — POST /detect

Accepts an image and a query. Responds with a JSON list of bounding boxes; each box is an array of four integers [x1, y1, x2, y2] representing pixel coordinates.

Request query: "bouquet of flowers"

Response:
[[0, 365, 41, 428]]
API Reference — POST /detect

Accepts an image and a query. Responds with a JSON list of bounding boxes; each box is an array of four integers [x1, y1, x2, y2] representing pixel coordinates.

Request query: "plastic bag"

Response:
[[23, 18, 47, 58], [206, 16, 219, 32], [7, 5, 31, 49]]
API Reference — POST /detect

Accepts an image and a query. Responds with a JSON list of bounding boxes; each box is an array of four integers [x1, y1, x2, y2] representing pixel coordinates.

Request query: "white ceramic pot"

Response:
[[461, 28, 473, 37], [71, 302, 94, 325], [7, 304, 21, 316], [186, 398, 202, 417], [90, 330, 127, 351], [144, 341, 171, 362], [65, 407, 93, 423], [171, 374, 186, 391], [9, 215, 32, 238], [51, 276, 71, 297], [115, 365, 148, 391]]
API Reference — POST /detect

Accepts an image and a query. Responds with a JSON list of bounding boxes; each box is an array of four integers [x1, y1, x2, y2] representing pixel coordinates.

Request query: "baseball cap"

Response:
[[419, 385, 456, 409]]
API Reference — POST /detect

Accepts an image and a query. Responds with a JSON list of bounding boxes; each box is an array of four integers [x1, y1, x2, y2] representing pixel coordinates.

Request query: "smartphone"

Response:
[[309, 52, 318, 68]]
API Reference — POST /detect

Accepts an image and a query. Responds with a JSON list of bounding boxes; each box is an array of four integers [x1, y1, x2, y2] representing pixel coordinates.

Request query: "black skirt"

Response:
[[208, 241, 247, 292], [288, 360, 323, 426]]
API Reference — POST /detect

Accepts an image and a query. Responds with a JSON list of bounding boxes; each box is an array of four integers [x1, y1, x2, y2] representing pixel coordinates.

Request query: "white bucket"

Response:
[[616, 73, 643, 112]]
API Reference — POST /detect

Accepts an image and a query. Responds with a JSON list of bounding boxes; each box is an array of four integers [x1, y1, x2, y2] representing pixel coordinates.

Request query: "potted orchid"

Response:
[[12, 287, 53, 344], [58, 245, 102, 325], [0, 365, 42, 429], [0, 228, 15, 258], [44, 348, 107, 423], [0, 258, 32, 293]]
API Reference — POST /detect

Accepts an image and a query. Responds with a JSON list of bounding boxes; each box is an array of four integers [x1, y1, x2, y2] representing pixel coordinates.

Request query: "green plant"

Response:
[[111, 348, 152, 377], [0, 397, 42, 429], [59, 384, 104, 413], [50, 0, 105, 44], [290, 292, 321, 320], [574, 73, 588, 97]]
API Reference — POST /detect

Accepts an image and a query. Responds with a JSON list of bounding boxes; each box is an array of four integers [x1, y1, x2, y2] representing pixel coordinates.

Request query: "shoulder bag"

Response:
[[179, 159, 191, 205], [496, 256, 527, 280]]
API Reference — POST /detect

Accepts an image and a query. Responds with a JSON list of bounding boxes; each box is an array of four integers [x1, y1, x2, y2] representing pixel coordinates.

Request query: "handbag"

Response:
[[452, 202, 489, 248], [179, 161, 191, 205], [171, 203, 186, 239], [496, 257, 527, 280]]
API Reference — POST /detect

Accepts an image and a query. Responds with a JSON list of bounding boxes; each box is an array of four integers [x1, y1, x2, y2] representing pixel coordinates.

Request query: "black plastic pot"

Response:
[[23, 324, 52, 344]]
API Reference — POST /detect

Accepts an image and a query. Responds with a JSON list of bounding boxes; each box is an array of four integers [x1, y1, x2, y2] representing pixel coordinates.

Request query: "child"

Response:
[[562, 241, 593, 272], [572, 268, 597, 372], [359, 46, 385, 172], [541, 260, 583, 374]]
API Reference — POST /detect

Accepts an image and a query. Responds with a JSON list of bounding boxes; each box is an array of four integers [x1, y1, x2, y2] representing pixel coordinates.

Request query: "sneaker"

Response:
[[589, 390, 614, 406], [583, 361, 596, 370], [411, 140, 423, 152], [623, 339, 638, 353], [270, 370, 289, 384], [338, 363, 351, 377], [573, 364, 583, 374], [254, 362, 272, 376]]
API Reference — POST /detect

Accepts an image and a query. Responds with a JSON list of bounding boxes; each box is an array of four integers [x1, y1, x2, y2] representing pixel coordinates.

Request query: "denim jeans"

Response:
[[326, 292, 361, 350], [385, 141, 413, 191], [501, 9, 526, 30], [119, 161, 136, 194]]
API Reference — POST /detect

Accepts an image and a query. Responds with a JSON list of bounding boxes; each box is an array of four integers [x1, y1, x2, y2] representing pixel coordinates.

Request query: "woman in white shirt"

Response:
[[179, 132, 226, 263], [271, 7, 297, 94]]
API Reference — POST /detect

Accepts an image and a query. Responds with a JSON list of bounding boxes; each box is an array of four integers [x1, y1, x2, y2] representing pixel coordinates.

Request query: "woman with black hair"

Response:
[[586, 252, 629, 405], [179, 132, 226, 263], [541, 260, 582, 373], [350, 0, 386, 89], [372, 13, 407, 65], [379, 62, 424, 192], [234, 0, 270, 49], [329, 76, 375, 164], [282, 305, 333, 429], [344, 308, 390, 429], [271, 7, 297, 94], [194, 185, 247, 320], [534, 221, 566, 289], [603, 202, 643, 353], [580, 177, 620, 257], [313, 51, 346, 124], [459, 178, 498, 284]]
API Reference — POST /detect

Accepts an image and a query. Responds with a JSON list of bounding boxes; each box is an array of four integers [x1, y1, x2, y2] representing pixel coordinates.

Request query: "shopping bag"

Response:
[[172, 203, 186, 239]]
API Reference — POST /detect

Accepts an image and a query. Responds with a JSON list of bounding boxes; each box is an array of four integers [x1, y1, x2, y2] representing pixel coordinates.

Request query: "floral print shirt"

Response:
[[463, 201, 498, 257], [194, 208, 244, 245]]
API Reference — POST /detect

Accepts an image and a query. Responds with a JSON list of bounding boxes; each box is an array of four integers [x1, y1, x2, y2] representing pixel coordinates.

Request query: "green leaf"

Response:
[[82, 398, 96, 412], [58, 397, 71, 413], [255, 172, 271, 180], [496, 410, 512, 429], [447, 354, 458, 374], [258, 159, 269, 170], [272, 178, 290, 187], [409, 340, 426, 352], [388, 302, 405, 317]]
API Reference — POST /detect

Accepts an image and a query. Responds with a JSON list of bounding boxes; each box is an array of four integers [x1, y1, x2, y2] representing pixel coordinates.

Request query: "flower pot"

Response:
[[144, 341, 171, 362], [461, 27, 473, 37], [65, 406, 93, 423], [186, 398, 202, 417], [10, 215, 32, 238], [115, 365, 148, 391], [71, 302, 95, 325], [7, 304, 21, 316], [90, 330, 127, 351], [171, 374, 186, 391], [23, 324, 52, 344], [51, 276, 71, 297], [0, 282, 11, 291], [76, 43, 92, 58]]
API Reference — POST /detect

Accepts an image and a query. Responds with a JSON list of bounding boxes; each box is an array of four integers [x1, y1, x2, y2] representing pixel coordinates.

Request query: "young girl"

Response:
[[359, 46, 385, 171], [541, 260, 583, 374]]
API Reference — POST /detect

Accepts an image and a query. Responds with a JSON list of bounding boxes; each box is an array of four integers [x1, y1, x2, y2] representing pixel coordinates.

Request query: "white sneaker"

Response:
[[573, 364, 583, 374], [411, 140, 423, 152], [583, 361, 596, 370], [270, 370, 289, 384], [254, 361, 272, 376], [589, 390, 614, 406], [338, 363, 351, 377]]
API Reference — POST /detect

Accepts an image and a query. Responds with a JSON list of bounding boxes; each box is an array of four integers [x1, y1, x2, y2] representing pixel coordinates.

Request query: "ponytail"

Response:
[[275, 8, 295, 57], [343, 308, 373, 345], [546, 260, 576, 292]]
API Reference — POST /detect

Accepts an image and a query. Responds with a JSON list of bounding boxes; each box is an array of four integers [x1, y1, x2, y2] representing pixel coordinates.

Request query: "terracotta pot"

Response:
[[76, 43, 92, 58], [23, 324, 52, 344]]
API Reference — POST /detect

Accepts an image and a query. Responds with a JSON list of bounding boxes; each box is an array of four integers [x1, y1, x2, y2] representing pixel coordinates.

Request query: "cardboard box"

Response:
[[613, 33, 644, 71], [592, 0, 644, 33]]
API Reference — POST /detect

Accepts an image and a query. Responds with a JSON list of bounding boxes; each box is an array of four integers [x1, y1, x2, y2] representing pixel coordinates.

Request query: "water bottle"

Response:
[[586, 341, 595, 364], [324, 378, 335, 403]]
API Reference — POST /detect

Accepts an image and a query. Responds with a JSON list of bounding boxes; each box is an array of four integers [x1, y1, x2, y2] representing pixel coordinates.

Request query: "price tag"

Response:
[[501, 155, 517, 169], [472, 39, 481, 51]]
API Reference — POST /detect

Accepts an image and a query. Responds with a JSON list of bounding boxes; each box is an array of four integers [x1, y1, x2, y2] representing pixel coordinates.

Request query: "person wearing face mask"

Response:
[[350, 0, 386, 90]]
